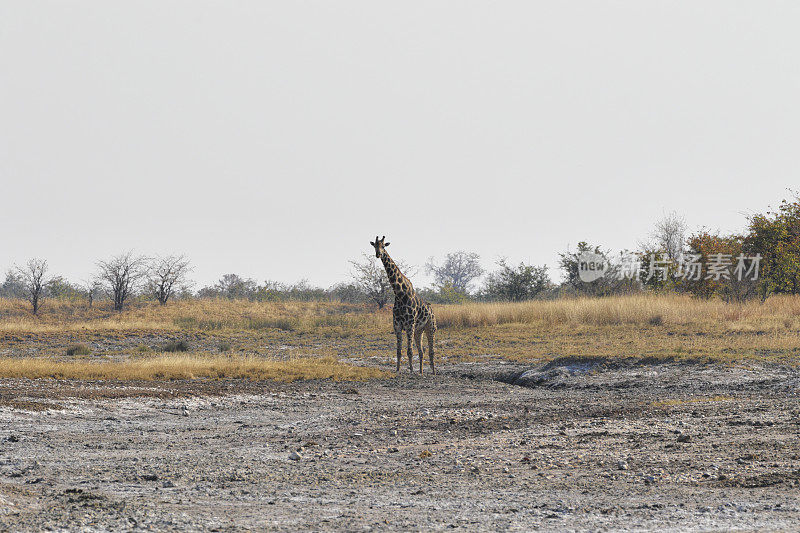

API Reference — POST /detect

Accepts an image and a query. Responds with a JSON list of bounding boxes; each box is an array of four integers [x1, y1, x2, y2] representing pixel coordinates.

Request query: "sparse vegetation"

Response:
[[162, 340, 190, 353], [0, 355, 388, 381], [65, 344, 91, 356], [0, 295, 797, 371]]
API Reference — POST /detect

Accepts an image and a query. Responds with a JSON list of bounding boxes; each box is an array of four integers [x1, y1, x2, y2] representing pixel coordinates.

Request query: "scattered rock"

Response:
[[289, 451, 303, 461], [677, 433, 691, 443]]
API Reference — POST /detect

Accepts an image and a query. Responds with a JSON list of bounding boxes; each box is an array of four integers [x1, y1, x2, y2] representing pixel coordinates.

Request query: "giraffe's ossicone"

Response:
[[370, 236, 437, 375]]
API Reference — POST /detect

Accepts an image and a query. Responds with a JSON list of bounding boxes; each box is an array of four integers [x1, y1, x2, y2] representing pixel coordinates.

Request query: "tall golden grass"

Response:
[[2, 294, 800, 333], [0, 355, 388, 381], [434, 293, 800, 329], [0, 298, 385, 334]]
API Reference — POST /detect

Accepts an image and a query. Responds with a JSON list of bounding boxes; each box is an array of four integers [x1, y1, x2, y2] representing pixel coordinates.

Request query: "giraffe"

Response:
[[370, 236, 437, 375]]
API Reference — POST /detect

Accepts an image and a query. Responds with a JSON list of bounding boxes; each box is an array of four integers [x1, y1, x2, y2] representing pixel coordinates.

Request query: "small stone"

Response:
[[618, 461, 629, 471], [388, 447, 399, 453], [677, 433, 691, 443], [289, 451, 302, 461], [141, 473, 159, 481]]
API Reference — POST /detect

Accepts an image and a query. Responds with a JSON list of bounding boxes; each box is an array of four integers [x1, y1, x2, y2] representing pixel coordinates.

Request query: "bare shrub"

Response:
[[15, 259, 50, 315], [350, 253, 415, 309], [147, 255, 192, 305], [97, 252, 148, 311], [425, 251, 483, 294]]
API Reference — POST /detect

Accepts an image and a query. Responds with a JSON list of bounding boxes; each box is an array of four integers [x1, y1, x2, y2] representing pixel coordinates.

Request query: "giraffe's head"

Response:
[[369, 235, 390, 258]]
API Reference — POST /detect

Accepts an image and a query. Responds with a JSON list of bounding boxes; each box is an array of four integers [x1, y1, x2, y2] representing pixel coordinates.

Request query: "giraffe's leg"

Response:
[[424, 323, 435, 375], [414, 328, 424, 375], [395, 326, 403, 373], [407, 327, 414, 373]]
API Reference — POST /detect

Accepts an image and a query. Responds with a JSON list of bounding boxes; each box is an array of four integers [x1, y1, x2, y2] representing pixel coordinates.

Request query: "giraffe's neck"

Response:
[[380, 250, 413, 296]]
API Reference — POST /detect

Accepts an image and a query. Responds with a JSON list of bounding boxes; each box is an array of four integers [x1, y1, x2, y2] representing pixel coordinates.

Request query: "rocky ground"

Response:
[[1, 358, 799, 531]]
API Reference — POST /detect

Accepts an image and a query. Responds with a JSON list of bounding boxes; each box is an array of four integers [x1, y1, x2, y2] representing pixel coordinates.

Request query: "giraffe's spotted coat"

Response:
[[370, 236, 437, 375]]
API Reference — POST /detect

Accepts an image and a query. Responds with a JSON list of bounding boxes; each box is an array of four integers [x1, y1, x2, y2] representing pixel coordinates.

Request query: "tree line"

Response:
[[559, 194, 800, 302], [2, 194, 798, 314], [0, 249, 552, 314]]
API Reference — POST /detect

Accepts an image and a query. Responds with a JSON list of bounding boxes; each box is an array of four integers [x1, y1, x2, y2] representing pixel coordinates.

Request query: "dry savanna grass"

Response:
[[0, 355, 388, 382], [434, 293, 800, 330], [0, 298, 385, 334], [4, 293, 800, 332], [1, 294, 800, 378]]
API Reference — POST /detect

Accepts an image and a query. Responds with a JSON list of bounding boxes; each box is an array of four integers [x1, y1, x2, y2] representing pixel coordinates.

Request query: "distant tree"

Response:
[[559, 242, 605, 292], [328, 282, 367, 304], [744, 194, 800, 297], [15, 259, 50, 314], [147, 255, 192, 305], [350, 253, 393, 309], [481, 259, 552, 301], [81, 278, 104, 307], [46, 276, 84, 301], [558, 242, 639, 296], [638, 212, 688, 291], [419, 282, 472, 304], [97, 252, 148, 311], [685, 231, 760, 302], [350, 253, 415, 309], [649, 212, 687, 263], [214, 274, 258, 300], [254, 279, 327, 302], [196, 285, 220, 299], [0, 270, 26, 299], [283, 279, 327, 301], [425, 251, 483, 294]]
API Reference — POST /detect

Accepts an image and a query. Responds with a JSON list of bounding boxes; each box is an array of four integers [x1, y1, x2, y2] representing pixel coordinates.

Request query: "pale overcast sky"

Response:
[[1, 2, 798, 288]]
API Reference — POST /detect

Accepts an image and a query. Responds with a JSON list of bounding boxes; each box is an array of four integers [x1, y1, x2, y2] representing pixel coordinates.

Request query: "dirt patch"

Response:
[[0, 359, 799, 531]]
